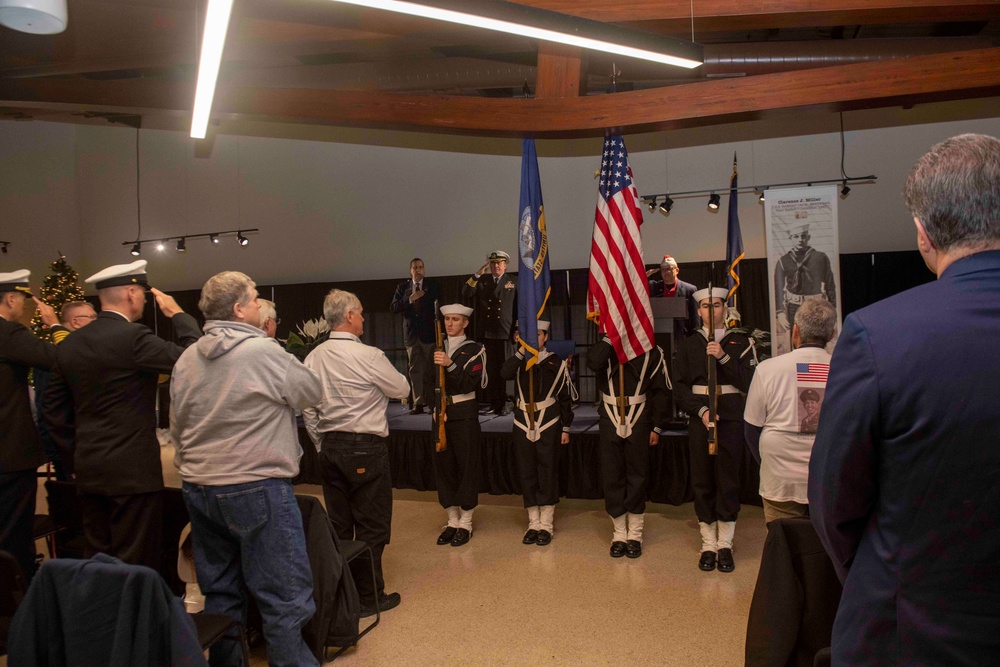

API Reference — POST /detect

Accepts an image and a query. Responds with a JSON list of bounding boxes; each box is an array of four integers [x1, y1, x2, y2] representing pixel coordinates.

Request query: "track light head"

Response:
[[130, 243, 141, 256], [0, 242, 8, 254], [647, 198, 657, 212], [756, 189, 765, 203], [708, 193, 721, 210], [210, 233, 220, 244], [176, 238, 187, 252], [659, 196, 674, 214], [841, 183, 851, 197], [155, 241, 165, 252], [237, 232, 249, 247]]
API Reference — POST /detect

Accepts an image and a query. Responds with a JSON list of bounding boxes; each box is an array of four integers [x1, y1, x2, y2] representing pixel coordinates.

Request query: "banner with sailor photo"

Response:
[[763, 185, 843, 357]]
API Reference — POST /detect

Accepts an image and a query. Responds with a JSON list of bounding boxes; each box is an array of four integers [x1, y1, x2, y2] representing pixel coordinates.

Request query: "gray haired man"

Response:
[[303, 289, 410, 617], [171, 271, 322, 667], [744, 297, 837, 524]]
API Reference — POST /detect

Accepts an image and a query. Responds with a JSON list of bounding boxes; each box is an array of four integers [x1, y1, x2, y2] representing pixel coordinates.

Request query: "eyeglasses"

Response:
[[72, 314, 97, 321]]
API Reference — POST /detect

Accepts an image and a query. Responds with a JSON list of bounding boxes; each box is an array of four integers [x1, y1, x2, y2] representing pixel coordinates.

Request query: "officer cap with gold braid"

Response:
[[0, 269, 34, 297], [488, 250, 510, 263], [85, 259, 151, 290]]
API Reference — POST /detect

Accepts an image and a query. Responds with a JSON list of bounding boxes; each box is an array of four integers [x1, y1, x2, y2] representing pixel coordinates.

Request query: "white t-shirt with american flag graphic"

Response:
[[744, 346, 832, 504]]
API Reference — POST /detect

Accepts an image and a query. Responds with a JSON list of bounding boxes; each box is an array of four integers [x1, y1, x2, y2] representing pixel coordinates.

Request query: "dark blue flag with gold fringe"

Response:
[[517, 137, 551, 369], [726, 153, 744, 308]]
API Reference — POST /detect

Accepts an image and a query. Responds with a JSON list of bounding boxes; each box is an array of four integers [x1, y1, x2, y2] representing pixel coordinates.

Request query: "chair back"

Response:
[[0, 549, 27, 654]]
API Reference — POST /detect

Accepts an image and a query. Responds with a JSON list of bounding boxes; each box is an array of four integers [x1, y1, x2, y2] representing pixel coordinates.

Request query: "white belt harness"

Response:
[[514, 356, 578, 442], [691, 384, 742, 396], [602, 352, 653, 439]]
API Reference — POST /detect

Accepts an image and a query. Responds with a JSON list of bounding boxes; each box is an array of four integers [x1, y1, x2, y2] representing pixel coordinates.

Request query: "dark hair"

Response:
[[410, 258, 423, 267], [903, 133, 1000, 252]]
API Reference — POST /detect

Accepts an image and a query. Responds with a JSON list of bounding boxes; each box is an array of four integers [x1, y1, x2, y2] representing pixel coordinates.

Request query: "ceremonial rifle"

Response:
[[434, 300, 447, 453], [706, 283, 719, 456]]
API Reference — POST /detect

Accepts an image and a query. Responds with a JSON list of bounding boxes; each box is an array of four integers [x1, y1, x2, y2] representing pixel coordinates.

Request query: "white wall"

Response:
[[2, 99, 999, 292]]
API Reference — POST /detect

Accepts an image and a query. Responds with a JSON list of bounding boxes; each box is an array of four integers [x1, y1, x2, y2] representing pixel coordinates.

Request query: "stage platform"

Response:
[[298, 403, 762, 507]]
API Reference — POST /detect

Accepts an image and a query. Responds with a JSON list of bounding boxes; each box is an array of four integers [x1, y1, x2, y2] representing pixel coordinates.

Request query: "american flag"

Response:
[[797, 363, 830, 383], [587, 134, 654, 363]]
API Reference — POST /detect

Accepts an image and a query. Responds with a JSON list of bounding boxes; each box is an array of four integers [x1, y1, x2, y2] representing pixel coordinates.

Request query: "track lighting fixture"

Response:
[[756, 189, 766, 202], [707, 193, 721, 210], [121, 229, 258, 255], [647, 198, 657, 212], [641, 176, 875, 215], [0, 241, 9, 254], [841, 183, 851, 197], [659, 196, 674, 214]]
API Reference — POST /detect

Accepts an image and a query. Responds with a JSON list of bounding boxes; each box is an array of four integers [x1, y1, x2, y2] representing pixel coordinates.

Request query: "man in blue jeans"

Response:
[[170, 271, 323, 667]]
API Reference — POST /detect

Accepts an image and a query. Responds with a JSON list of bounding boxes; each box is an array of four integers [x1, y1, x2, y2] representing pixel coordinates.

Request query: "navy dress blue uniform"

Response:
[[674, 326, 756, 525], [0, 315, 63, 582], [462, 264, 517, 413], [500, 348, 575, 510], [433, 338, 486, 512], [586, 339, 670, 520], [809, 249, 1000, 666], [389, 277, 441, 409], [44, 310, 201, 571]]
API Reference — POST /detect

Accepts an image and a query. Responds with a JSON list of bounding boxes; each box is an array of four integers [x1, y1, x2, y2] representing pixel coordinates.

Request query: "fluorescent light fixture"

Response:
[[191, 0, 235, 139], [326, 0, 702, 69]]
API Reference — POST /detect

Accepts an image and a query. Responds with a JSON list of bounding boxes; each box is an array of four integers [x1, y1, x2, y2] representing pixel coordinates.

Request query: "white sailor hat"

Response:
[[488, 250, 510, 263], [85, 259, 151, 290], [788, 223, 810, 237], [537, 320, 550, 332], [440, 303, 473, 317], [693, 287, 729, 304], [0, 269, 34, 297], [660, 255, 678, 268]]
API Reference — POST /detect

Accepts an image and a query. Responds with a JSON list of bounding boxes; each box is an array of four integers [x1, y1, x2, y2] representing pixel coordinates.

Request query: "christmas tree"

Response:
[[31, 254, 86, 342]]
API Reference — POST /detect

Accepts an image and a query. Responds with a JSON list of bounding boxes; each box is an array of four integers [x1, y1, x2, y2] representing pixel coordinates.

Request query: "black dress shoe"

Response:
[[717, 548, 735, 572], [450, 528, 472, 547], [409, 404, 425, 415], [610, 541, 627, 558], [437, 527, 457, 545], [360, 591, 401, 618], [699, 550, 717, 571], [535, 530, 552, 546], [625, 540, 642, 559], [522, 529, 539, 545]]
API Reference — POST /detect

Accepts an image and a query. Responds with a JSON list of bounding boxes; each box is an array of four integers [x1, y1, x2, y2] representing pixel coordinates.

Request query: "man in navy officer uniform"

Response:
[[462, 250, 517, 415], [0, 270, 62, 582], [44, 259, 201, 572]]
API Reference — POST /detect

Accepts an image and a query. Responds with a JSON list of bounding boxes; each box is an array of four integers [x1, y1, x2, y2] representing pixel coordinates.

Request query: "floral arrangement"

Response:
[[284, 317, 330, 361]]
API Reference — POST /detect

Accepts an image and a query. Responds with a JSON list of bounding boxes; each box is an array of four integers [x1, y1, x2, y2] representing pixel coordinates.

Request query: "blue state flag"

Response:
[[726, 154, 744, 307], [517, 137, 551, 369]]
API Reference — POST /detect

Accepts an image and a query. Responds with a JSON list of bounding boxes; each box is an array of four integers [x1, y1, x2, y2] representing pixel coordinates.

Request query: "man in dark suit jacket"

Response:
[[462, 250, 517, 415], [809, 133, 1000, 666], [44, 260, 201, 573], [389, 257, 441, 414], [0, 270, 62, 583]]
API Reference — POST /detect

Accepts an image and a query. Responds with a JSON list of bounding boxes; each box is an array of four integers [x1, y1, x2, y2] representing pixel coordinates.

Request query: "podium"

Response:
[[650, 297, 690, 424]]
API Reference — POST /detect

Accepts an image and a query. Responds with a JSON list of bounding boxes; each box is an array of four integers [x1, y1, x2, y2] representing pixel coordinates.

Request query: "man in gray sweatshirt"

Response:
[[170, 271, 322, 667]]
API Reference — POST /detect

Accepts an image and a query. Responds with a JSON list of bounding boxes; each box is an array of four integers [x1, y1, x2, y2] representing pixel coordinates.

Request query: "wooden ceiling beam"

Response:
[[2, 48, 999, 136]]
